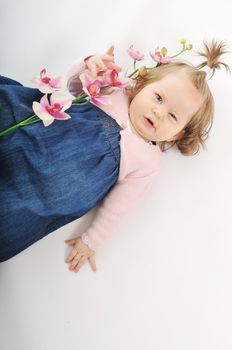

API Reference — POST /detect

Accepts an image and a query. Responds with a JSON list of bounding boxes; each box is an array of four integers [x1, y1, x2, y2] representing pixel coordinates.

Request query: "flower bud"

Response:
[[161, 47, 167, 56], [185, 44, 192, 50], [180, 38, 186, 45], [138, 66, 148, 77]]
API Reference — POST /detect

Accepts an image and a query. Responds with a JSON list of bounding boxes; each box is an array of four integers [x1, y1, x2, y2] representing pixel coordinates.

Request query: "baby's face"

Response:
[[129, 70, 204, 142]]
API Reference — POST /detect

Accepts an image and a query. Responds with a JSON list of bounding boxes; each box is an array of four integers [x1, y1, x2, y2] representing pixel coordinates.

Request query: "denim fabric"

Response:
[[0, 76, 121, 262]]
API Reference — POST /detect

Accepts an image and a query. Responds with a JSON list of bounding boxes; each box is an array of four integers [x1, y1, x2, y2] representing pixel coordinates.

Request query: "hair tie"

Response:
[[199, 65, 212, 76]]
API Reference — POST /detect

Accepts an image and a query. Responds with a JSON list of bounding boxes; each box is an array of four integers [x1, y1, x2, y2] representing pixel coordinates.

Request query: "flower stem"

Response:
[[133, 59, 136, 71], [128, 68, 139, 78], [170, 47, 186, 59], [72, 92, 87, 102], [0, 114, 41, 137], [72, 100, 89, 106], [21, 119, 42, 126]]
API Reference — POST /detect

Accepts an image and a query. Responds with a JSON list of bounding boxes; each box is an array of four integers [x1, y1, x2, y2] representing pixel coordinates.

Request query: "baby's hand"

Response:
[[85, 45, 123, 77], [64, 237, 96, 273]]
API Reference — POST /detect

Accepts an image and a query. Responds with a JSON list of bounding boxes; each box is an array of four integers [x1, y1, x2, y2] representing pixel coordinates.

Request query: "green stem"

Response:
[[72, 100, 89, 106], [72, 92, 87, 102], [0, 114, 41, 136], [126, 59, 139, 78], [128, 68, 139, 78], [21, 119, 42, 126], [170, 47, 186, 59], [133, 59, 136, 71], [0, 96, 91, 137]]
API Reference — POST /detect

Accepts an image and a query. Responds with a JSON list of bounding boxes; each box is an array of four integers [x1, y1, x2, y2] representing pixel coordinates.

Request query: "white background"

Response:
[[0, 0, 232, 349]]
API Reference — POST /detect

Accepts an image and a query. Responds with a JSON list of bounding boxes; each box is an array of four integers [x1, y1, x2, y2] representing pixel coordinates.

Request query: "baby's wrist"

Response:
[[81, 233, 96, 252]]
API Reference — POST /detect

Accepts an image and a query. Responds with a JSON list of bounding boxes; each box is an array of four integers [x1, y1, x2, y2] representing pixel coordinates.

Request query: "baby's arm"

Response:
[[66, 45, 122, 96], [81, 170, 157, 251], [64, 171, 156, 274]]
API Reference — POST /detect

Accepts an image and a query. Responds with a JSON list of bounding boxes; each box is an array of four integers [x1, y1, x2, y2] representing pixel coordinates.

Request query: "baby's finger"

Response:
[[101, 54, 115, 61], [65, 247, 79, 263], [70, 253, 82, 270], [74, 256, 87, 273], [64, 239, 76, 246], [96, 59, 107, 71], [105, 45, 114, 56], [105, 62, 123, 72], [86, 60, 97, 77], [90, 65, 98, 77], [88, 255, 97, 272]]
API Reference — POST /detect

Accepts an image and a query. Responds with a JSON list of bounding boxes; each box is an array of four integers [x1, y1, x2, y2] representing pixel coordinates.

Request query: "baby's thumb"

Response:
[[106, 44, 114, 56], [88, 255, 97, 272], [64, 239, 76, 246]]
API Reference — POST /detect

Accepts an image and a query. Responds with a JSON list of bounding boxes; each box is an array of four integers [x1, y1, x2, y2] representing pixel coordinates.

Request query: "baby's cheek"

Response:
[[130, 94, 148, 115], [129, 99, 138, 115], [140, 93, 152, 106]]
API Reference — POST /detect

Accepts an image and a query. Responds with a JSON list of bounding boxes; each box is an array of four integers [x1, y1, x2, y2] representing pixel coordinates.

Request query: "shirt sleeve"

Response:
[[66, 56, 88, 96], [81, 170, 158, 251]]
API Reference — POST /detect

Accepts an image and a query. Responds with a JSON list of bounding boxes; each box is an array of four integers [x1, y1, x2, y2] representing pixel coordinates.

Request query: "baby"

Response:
[[64, 40, 228, 273], [0, 40, 228, 274]]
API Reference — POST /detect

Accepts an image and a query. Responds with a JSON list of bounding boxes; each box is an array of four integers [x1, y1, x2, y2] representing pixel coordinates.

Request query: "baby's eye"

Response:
[[169, 113, 177, 121], [155, 93, 163, 103]]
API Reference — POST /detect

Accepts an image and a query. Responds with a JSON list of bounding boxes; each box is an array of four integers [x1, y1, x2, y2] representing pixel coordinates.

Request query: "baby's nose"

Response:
[[154, 108, 164, 120]]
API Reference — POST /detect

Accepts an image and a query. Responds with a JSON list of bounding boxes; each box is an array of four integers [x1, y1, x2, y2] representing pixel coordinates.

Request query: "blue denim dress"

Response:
[[0, 76, 121, 262]]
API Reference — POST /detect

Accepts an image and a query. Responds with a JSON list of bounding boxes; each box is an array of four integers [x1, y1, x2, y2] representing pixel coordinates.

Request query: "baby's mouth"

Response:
[[144, 116, 155, 128]]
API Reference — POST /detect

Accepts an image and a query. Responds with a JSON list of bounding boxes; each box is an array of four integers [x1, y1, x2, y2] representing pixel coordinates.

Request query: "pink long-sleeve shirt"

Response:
[[66, 57, 162, 251]]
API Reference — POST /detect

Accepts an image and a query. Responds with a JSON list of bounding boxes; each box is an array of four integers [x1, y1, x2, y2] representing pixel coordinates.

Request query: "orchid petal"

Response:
[[79, 71, 95, 87], [42, 118, 55, 127], [39, 85, 55, 94], [32, 101, 55, 120], [161, 56, 171, 64], [91, 95, 112, 106], [40, 95, 50, 108], [127, 45, 145, 61], [50, 91, 73, 110], [149, 51, 161, 63], [80, 71, 105, 92], [31, 77, 42, 85], [32, 77, 54, 93], [82, 87, 92, 98], [32, 70, 67, 93], [52, 111, 72, 120], [50, 75, 67, 89]]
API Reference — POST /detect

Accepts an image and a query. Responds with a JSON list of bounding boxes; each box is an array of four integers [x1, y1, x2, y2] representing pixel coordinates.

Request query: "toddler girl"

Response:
[[0, 40, 228, 273]]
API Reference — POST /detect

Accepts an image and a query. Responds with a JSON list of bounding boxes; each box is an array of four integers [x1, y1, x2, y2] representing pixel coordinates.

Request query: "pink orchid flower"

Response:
[[149, 48, 171, 65], [79, 71, 112, 106], [127, 45, 145, 61], [32, 69, 66, 94], [100, 69, 132, 89], [32, 91, 73, 127]]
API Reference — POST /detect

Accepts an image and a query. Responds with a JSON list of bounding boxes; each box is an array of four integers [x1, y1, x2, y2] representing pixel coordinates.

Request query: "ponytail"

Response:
[[196, 39, 230, 77]]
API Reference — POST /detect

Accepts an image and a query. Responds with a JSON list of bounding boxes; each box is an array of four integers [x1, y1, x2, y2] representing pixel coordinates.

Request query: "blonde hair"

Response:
[[125, 40, 230, 155]]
